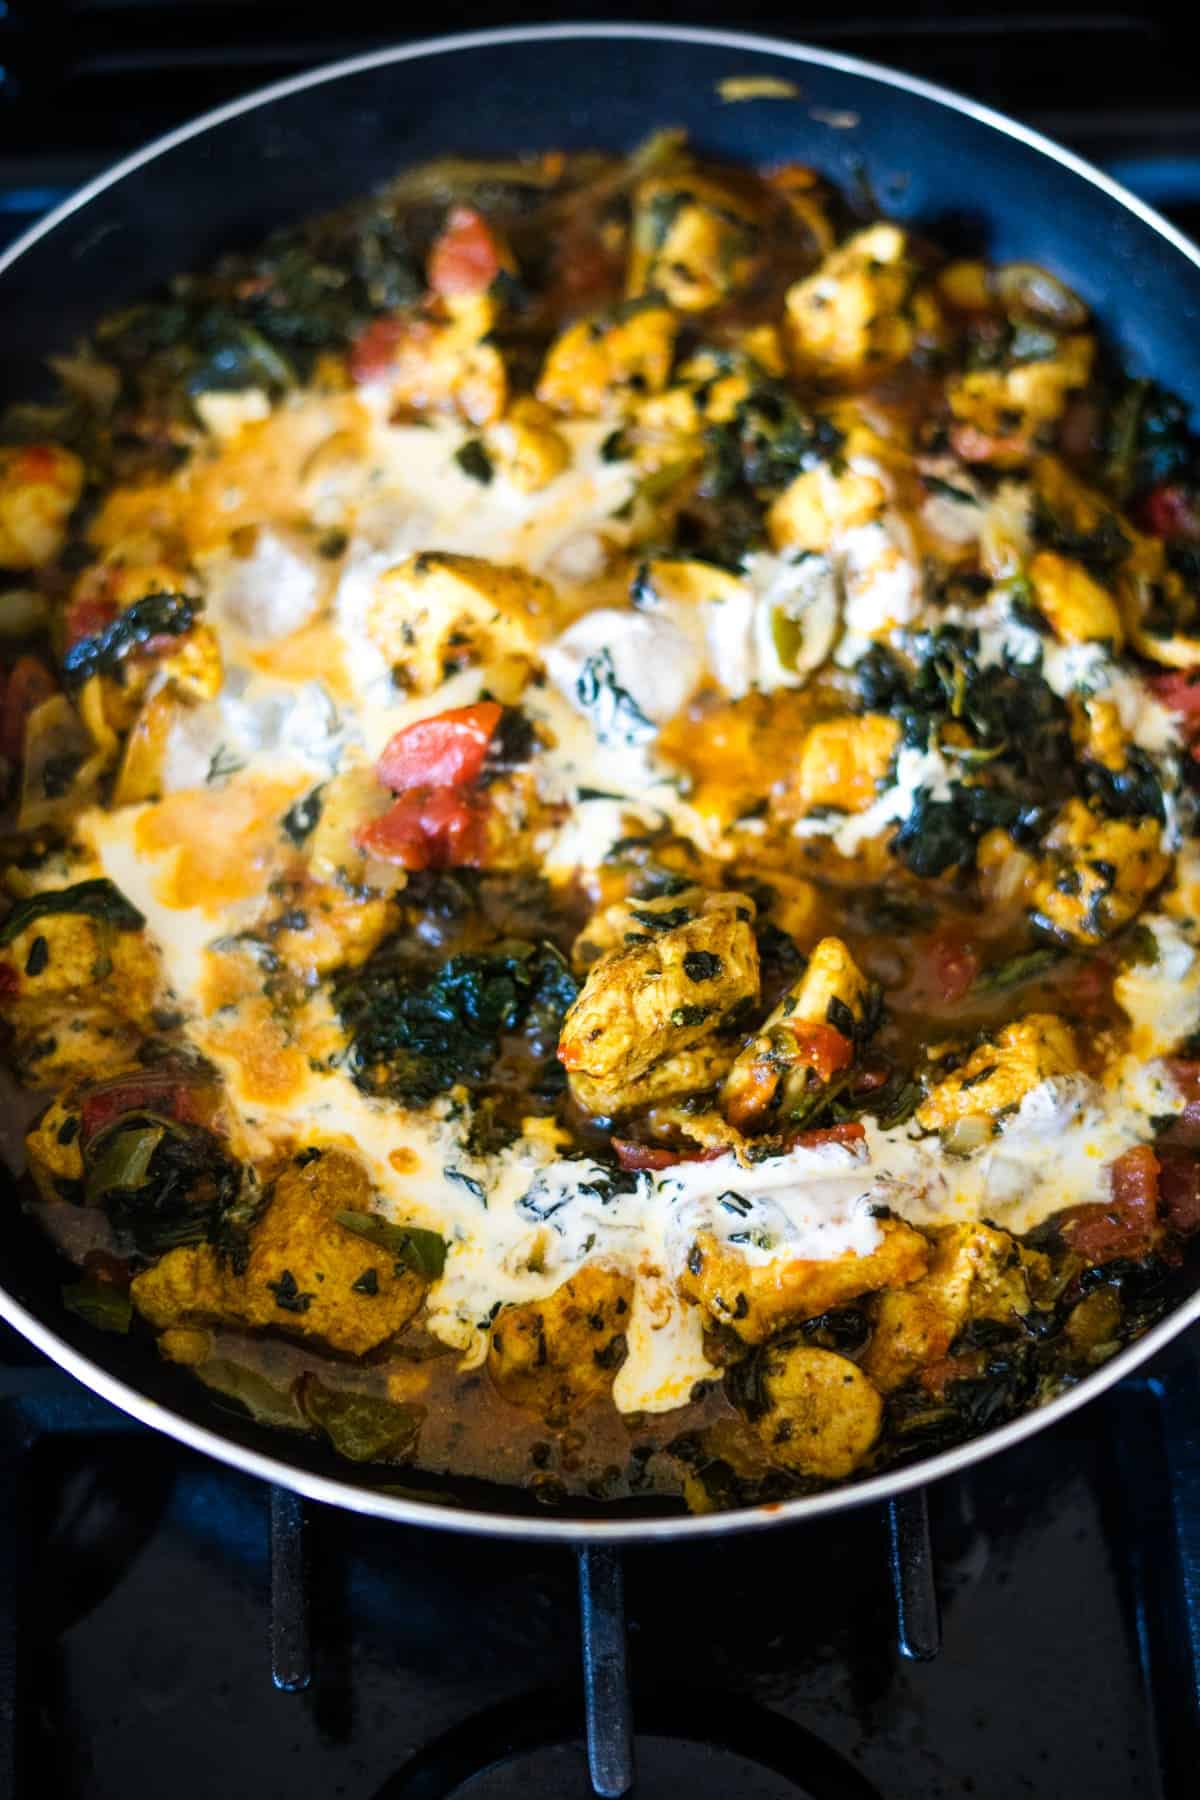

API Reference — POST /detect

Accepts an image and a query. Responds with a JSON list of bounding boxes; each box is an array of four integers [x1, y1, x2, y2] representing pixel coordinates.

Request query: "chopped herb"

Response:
[[454, 438, 494, 484], [206, 743, 246, 784], [301, 1378, 423, 1463], [444, 1167, 487, 1207], [670, 1003, 713, 1028], [973, 946, 1064, 991], [629, 906, 692, 931], [335, 1210, 448, 1278], [267, 1268, 315, 1314], [61, 592, 197, 688], [317, 528, 349, 559], [281, 785, 325, 846], [0, 879, 144, 946], [682, 949, 723, 982], [600, 428, 630, 462], [352, 1267, 380, 1296], [574, 647, 656, 748], [61, 1279, 132, 1334], [24, 935, 49, 977]]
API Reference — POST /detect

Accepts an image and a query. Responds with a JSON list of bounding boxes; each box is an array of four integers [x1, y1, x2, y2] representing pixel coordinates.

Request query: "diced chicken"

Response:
[[367, 552, 559, 694], [354, 295, 507, 426], [916, 1012, 1079, 1132], [784, 224, 941, 384], [678, 1217, 929, 1344], [0, 443, 85, 570], [558, 889, 760, 1115], [487, 398, 571, 493], [131, 1149, 427, 1357], [864, 1221, 1048, 1391], [0, 905, 162, 1084], [793, 714, 900, 812], [486, 1265, 635, 1422], [750, 1342, 883, 1478], [25, 1091, 85, 1204], [948, 335, 1094, 466], [569, 1037, 737, 1117], [1031, 799, 1169, 944], [1028, 550, 1124, 649], [537, 300, 677, 418], [628, 172, 765, 312]]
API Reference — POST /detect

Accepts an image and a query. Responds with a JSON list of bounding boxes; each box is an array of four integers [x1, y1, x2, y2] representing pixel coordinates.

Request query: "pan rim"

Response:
[[1, 19, 1198, 1540]]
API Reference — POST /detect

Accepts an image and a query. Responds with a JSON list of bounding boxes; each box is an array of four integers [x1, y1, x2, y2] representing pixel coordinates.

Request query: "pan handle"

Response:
[[577, 1544, 635, 1798]]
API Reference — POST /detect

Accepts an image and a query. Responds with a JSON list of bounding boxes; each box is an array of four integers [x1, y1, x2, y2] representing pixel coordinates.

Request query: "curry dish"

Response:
[[2, 135, 1200, 1510]]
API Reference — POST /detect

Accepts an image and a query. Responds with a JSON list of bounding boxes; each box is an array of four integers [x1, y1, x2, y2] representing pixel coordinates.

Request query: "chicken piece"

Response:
[[557, 889, 760, 1113], [537, 300, 677, 418], [767, 463, 889, 551], [570, 1038, 737, 1117], [864, 1221, 1048, 1392], [487, 398, 571, 493], [25, 1091, 86, 1203], [793, 714, 900, 813], [358, 295, 507, 426], [678, 1218, 929, 1345], [1069, 693, 1128, 773], [0, 443, 85, 569], [1028, 550, 1124, 649], [0, 901, 162, 1083], [750, 1343, 883, 1478], [947, 335, 1094, 466], [304, 762, 391, 888], [260, 876, 399, 978], [131, 1149, 427, 1357], [367, 552, 558, 694], [486, 1265, 635, 1423], [722, 936, 869, 1130], [1031, 799, 1169, 944], [627, 172, 765, 312], [571, 884, 721, 971], [784, 224, 942, 384], [915, 1012, 1079, 1133]]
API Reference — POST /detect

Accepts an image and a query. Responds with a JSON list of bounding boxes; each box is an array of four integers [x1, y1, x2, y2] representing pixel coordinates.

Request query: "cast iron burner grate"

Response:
[[3, 1344, 1200, 1800], [372, 1690, 888, 1798]]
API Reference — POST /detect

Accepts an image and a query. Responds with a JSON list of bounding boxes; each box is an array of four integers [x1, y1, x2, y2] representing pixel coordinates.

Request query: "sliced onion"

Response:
[[994, 263, 1088, 330], [941, 1113, 993, 1156]]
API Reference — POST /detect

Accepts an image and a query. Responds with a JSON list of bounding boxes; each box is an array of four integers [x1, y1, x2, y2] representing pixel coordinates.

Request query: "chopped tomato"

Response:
[[0, 960, 18, 1001], [611, 1138, 727, 1171], [12, 445, 60, 482], [428, 207, 506, 299], [1156, 1148, 1200, 1236], [1059, 1144, 1161, 1263], [80, 1069, 211, 1144], [348, 316, 410, 383], [64, 591, 119, 649], [789, 1121, 867, 1152], [356, 786, 485, 870], [789, 1022, 855, 1084], [1139, 482, 1200, 543], [1148, 669, 1200, 726], [376, 701, 502, 794], [927, 930, 979, 1005], [0, 654, 56, 768]]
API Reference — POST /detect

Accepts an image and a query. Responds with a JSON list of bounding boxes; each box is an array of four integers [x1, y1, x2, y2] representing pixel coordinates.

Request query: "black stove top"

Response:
[[3, 7, 1200, 1795], [2, 1318, 1198, 1799]]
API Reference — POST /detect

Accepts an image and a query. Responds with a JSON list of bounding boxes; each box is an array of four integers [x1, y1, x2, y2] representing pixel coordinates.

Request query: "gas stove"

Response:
[[2, 1319, 1198, 1799], [3, 7, 1200, 1796]]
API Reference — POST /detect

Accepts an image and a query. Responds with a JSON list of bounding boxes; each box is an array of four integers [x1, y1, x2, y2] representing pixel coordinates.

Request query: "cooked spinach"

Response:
[[61, 592, 197, 687], [574, 648, 656, 748], [1031, 498, 1130, 585], [334, 938, 578, 1105], [1104, 378, 1197, 499], [84, 1111, 249, 1263], [0, 878, 144, 946], [454, 438, 494, 484]]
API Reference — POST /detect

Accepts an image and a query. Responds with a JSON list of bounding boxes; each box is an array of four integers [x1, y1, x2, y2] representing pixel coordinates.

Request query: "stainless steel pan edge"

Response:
[[1, 22, 1198, 1541]]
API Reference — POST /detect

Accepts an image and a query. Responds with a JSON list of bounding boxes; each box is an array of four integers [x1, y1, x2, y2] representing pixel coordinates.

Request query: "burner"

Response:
[[375, 1691, 886, 1800]]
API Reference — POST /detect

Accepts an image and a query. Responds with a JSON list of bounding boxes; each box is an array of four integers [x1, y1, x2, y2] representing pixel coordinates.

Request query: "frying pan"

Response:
[[2, 22, 1199, 1544]]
